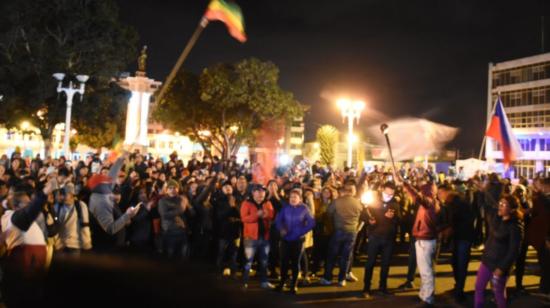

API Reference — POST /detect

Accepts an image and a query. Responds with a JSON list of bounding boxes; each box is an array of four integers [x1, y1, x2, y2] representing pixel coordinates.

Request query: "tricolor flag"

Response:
[[485, 97, 523, 167], [204, 0, 247, 43]]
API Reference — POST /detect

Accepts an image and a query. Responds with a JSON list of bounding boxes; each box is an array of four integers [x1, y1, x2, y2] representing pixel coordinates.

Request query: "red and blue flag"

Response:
[[485, 97, 523, 167]]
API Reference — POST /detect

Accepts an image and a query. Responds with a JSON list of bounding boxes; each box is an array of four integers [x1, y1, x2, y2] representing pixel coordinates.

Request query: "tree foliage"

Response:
[[0, 0, 138, 155], [316, 125, 339, 167], [154, 58, 304, 159]]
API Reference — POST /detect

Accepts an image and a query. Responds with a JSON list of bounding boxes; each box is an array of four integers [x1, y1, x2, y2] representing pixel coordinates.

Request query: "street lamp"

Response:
[[337, 98, 365, 168], [53, 73, 88, 158]]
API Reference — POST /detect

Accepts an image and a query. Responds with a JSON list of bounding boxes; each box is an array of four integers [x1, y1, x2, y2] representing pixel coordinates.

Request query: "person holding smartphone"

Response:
[[362, 181, 400, 299]]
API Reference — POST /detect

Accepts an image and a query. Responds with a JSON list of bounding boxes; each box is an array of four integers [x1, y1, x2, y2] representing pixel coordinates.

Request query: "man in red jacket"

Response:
[[240, 184, 275, 289], [403, 180, 440, 307]]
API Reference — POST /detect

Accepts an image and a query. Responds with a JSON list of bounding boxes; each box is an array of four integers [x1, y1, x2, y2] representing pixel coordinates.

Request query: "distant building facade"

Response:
[[486, 53, 550, 178]]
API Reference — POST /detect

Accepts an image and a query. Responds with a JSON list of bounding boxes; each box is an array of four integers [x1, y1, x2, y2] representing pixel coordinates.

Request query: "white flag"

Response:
[[368, 117, 459, 161]]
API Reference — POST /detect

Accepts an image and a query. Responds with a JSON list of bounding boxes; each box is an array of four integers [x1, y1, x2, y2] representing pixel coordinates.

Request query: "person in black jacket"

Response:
[[213, 181, 241, 276], [362, 181, 400, 299], [474, 194, 522, 308], [127, 186, 154, 254], [438, 184, 475, 302], [189, 175, 218, 259]]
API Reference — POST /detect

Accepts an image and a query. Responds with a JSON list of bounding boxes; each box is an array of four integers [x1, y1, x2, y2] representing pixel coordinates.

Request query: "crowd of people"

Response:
[[0, 148, 549, 308]]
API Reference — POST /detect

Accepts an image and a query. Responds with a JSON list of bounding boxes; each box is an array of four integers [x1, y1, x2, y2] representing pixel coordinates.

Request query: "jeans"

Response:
[[406, 237, 417, 282], [451, 240, 472, 295], [311, 231, 330, 275], [217, 238, 239, 273], [280, 239, 304, 287], [324, 230, 356, 282], [163, 232, 189, 259], [539, 243, 550, 293], [416, 239, 436, 304], [515, 238, 528, 288], [363, 236, 394, 292], [243, 239, 270, 284], [474, 262, 508, 308], [268, 229, 281, 275]]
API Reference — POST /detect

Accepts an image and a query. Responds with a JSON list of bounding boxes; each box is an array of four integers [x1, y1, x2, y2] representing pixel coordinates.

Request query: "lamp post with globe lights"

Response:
[[53, 73, 88, 158], [337, 98, 365, 169]]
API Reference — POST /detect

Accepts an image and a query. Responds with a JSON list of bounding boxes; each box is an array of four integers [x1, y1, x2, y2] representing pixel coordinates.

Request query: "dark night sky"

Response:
[[116, 0, 550, 156]]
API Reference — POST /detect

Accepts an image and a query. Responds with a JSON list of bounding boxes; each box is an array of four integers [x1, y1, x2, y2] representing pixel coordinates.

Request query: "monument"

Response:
[[118, 46, 162, 149]]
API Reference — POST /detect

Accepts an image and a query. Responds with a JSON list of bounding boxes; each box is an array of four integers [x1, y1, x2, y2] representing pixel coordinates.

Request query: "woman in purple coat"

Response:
[[275, 188, 315, 294]]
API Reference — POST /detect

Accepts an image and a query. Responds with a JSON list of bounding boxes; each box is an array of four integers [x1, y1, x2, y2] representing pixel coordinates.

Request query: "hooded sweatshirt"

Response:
[[88, 157, 131, 252]]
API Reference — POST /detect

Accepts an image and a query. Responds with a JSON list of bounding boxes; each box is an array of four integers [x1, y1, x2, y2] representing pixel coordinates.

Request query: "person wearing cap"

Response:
[[240, 184, 275, 289], [274, 188, 315, 294], [52, 183, 92, 253], [158, 179, 193, 259], [474, 194, 522, 308], [362, 181, 400, 299], [88, 153, 139, 253], [212, 180, 241, 277]]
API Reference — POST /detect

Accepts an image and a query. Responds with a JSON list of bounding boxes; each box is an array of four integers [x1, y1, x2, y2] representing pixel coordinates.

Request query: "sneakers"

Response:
[[346, 272, 359, 282], [222, 268, 231, 277], [397, 281, 415, 290], [242, 283, 248, 290], [260, 282, 275, 289], [338, 280, 347, 287], [275, 283, 285, 292], [290, 286, 299, 294], [362, 291, 373, 300], [319, 278, 332, 286], [377, 289, 392, 296]]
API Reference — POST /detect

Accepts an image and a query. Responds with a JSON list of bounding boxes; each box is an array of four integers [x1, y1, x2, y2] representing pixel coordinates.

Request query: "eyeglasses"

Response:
[[498, 201, 510, 208]]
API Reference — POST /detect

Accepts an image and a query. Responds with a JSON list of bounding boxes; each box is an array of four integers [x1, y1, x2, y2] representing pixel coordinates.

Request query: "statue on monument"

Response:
[[138, 45, 148, 72]]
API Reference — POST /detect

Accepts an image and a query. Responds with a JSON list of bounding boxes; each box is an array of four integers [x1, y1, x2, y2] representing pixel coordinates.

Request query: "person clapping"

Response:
[[275, 188, 315, 294]]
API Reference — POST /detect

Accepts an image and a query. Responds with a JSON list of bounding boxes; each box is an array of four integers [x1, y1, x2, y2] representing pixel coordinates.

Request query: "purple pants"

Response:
[[474, 262, 508, 308]]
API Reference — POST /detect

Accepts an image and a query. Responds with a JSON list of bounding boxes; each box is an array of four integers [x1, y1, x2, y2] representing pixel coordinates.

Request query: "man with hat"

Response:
[[52, 182, 92, 254], [212, 180, 241, 276], [88, 153, 139, 253], [240, 183, 275, 289]]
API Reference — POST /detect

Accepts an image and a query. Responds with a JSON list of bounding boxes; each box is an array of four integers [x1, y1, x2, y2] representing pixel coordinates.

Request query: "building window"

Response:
[[533, 65, 545, 80]]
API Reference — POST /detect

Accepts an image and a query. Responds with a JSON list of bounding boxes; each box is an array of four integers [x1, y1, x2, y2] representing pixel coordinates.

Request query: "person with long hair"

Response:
[[311, 187, 335, 277], [474, 194, 522, 308]]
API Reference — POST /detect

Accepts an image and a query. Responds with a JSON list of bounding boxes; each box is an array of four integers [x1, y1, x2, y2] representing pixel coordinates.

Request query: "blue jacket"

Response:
[[275, 203, 315, 242]]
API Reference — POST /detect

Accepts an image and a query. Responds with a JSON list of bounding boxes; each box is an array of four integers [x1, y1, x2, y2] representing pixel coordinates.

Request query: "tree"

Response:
[[316, 125, 339, 167], [154, 58, 304, 159], [0, 0, 137, 156]]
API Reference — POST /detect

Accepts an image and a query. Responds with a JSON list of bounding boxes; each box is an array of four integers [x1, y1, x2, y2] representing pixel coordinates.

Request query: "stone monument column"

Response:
[[118, 46, 161, 149]]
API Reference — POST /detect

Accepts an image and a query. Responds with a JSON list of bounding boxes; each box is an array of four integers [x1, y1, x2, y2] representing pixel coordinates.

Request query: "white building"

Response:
[[486, 52, 550, 178]]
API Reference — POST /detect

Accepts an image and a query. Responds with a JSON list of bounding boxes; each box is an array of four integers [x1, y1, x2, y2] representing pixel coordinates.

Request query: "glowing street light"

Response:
[[53, 73, 88, 158], [337, 98, 365, 168], [20, 121, 30, 131]]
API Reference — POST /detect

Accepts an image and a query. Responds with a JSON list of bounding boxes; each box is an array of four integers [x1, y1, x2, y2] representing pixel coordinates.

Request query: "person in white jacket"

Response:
[[1, 177, 57, 306]]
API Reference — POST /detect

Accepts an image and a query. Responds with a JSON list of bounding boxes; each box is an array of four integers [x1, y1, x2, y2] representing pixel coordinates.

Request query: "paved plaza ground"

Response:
[[237, 245, 549, 307]]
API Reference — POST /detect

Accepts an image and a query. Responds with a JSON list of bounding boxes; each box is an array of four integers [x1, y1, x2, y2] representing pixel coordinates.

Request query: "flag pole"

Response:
[[155, 17, 209, 104], [478, 95, 499, 160]]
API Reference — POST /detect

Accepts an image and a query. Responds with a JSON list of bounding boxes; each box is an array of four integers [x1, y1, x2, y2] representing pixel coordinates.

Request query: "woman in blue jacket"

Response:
[[275, 188, 315, 294]]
